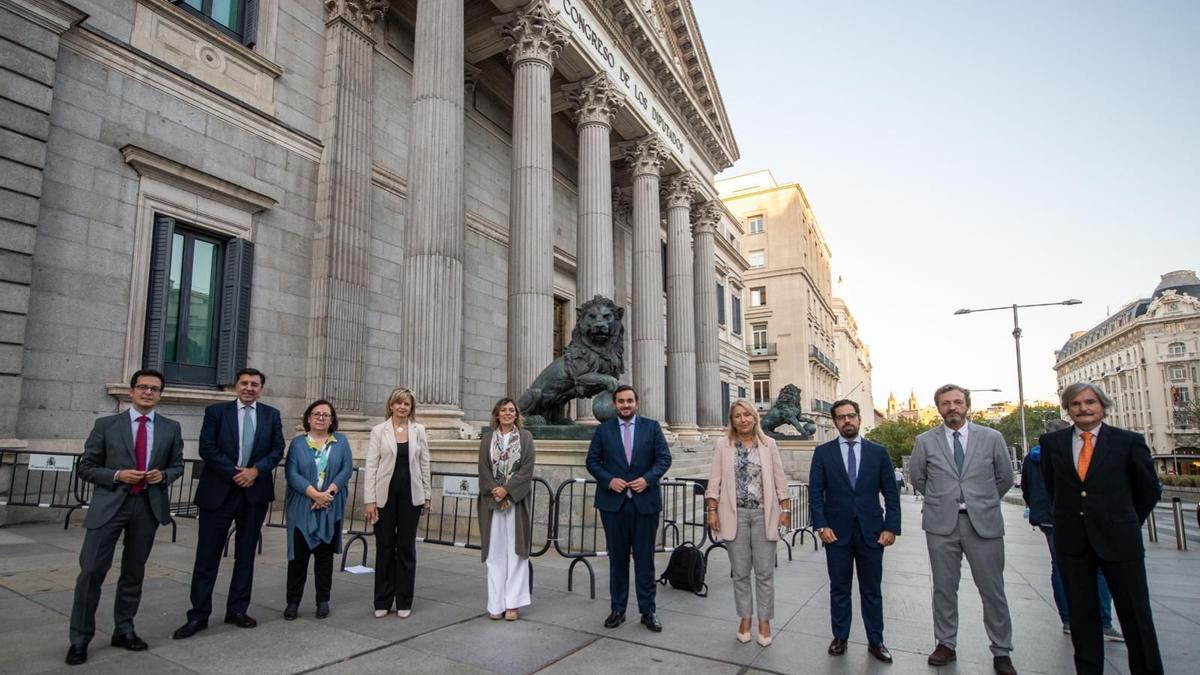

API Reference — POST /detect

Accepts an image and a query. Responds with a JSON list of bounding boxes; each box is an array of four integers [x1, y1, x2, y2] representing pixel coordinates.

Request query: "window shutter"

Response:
[[142, 215, 175, 371], [217, 237, 254, 385], [242, 0, 259, 48], [716, 283, 725, 324]]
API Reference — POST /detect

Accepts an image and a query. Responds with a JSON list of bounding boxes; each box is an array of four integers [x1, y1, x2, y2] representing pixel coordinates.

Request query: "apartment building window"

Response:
[[748, 249, 765, 268], [1170, 365, 1187, 381], [175, 0, 259, 46], [750, 286, 766, 307], [752, 325, 768, 353], [716, 283, 726, 325], [661, 241, 667, 292], [1168, 342, 1186, 356], [753, 377, 771, 404], [144, 215, 254, 387], [731, 295, 742, 334], [747, 215, 764, 234], [722, 382, 731, 419]]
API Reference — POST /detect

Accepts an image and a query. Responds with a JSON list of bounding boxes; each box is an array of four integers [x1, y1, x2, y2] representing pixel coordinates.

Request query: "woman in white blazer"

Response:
[[365, 387, 431, 618], [705, 399, 790, 646]]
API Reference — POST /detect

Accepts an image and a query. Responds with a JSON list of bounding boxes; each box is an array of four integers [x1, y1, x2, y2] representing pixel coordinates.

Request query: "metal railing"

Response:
[[0, 449, 84, 525]]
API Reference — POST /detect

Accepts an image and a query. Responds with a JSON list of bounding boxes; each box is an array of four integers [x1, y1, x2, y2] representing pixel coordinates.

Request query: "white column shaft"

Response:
[[631, 172, 665, 420], [666, 200, 697, 429], [693, 226, 721, 428]]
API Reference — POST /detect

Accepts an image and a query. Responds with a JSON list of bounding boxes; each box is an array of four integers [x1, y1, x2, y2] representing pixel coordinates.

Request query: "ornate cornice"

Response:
[[324, 0, 388, 33], [562, 73, 625, 128], [690, 200, 721, 236], [621, 136, 666, 177], [661, 172, 697, 208], [495, 0, 568, 67]]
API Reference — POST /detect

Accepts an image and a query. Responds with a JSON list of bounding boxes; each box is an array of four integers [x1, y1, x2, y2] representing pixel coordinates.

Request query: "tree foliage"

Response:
[[972, 404, 1062, 458], [866, 417, 937, 466]]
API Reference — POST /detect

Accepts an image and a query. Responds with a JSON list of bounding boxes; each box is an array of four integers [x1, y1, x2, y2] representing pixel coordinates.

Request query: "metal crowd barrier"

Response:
[[0, 449, 84, 525], [787, 482, 818, 551]]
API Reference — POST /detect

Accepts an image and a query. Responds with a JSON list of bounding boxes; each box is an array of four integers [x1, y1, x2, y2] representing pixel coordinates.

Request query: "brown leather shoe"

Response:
[[928, 644, 957, 666], [828, 638, 848, 655], [993, 655, 1017, 675]]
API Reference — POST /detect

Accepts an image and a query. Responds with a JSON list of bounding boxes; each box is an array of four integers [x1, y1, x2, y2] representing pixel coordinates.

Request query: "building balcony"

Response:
[[811, 398, 833, 415], [809, 344, 840, 377], [750, 342, 777, 359]]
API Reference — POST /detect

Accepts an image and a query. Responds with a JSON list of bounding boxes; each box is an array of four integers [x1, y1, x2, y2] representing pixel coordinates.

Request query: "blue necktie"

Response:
[[240, 405, 255, 467], [846, 440, 857, 489], [953, 431, 965, 505]]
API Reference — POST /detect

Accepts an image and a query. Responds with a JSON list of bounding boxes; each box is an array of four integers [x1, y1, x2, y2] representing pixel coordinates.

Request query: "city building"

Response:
[[832, 297, 875, 428], [1054, 270, 1200, 474], [716, 169, 840, 441], [0, 0, 743, 456]]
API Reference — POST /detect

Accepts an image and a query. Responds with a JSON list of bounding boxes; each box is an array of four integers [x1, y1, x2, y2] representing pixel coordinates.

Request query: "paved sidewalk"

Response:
[[1, 495, 1197, 674]]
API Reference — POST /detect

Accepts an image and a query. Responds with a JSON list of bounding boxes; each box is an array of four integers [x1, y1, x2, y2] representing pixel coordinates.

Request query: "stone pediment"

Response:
[[1147, 289, 1200, 318]]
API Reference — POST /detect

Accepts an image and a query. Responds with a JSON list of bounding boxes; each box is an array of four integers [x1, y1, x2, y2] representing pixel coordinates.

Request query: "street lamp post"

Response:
[[954, 300, 1082, 458]]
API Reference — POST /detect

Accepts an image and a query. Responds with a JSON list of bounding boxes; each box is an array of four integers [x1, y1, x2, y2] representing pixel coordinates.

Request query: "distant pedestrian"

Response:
[[894, 467, 906, 494], [478, 398, 536, 620]]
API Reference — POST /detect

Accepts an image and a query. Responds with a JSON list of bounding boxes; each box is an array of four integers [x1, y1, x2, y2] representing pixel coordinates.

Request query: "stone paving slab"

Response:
[[1, 495, 1198, 674]]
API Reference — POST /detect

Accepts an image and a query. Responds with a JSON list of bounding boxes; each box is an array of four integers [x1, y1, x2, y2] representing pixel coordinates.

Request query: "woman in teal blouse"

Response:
[[284, 399, 353, 620]]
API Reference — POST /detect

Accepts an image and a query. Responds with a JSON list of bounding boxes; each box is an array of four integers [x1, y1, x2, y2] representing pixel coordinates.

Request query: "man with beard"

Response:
[[810, 399, 901, 663], [909, 385, 1016, 675]]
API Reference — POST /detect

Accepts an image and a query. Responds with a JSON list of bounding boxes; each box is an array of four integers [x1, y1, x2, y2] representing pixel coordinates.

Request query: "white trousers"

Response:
[[486, 507, 530, 615]]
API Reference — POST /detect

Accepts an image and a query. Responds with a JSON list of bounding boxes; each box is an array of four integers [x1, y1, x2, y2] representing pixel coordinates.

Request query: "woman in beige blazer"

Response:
[[364, 388, 431, 618], [705, 399, 790, 646]]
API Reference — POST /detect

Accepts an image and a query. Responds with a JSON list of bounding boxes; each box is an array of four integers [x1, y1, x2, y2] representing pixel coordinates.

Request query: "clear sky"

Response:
[[693, 0, 1200, 412]]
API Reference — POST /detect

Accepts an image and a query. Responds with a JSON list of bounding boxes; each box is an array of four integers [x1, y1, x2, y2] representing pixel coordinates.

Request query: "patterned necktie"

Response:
[[240, 405, 255, 467], [1077, 431, 1094, 481], [132, 415, 148, 494], [846, 441, 857, 489]]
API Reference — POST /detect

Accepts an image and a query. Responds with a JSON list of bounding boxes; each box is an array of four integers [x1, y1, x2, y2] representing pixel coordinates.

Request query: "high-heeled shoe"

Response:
[[736, 630, 752, 643], [755, 633, 773, 647]]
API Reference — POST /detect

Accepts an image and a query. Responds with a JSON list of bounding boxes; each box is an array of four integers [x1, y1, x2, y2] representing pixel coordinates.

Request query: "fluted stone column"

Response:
[[622, 137, 668, 421], [308, 0, 388, 423], [399, 0, 467, 434], [613, 187, 633, 384], [663, 173, 699, 435], [497, 0, 566, 398], [691, 201, 723, 429], [564, 73, 624, 421]]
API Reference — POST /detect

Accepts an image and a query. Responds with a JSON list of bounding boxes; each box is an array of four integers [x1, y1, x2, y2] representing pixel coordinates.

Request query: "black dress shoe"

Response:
[[224, 613, 257, 628], [315, 602, 330, 619], [64, 644, 87, 666], [868, 643, 893, 663], [111, 632, 149, 651], [604, 611, 625, 628], [171, 619, 208, 640], [283, 604, 298, 621], [828, 638, 848, 655], [640, 613, 662, 632]]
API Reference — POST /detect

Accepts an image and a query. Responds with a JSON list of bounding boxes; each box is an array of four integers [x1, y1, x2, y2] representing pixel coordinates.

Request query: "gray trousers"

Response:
[[926, 513, 1013, 656], [69, 492, 158, 645], [727, 506, 776, 620]]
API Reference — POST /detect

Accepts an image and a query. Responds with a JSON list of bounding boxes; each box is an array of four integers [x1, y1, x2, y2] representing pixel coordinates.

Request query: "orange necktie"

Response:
[[1077, 431, 1094, 480]]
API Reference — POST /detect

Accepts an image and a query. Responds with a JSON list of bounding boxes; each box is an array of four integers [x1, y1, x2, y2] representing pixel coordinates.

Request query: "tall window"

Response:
[[747, 215, 764, 234], [753, 377, 770, 404], [748, 249, 765, 268], [731, 295, 742, 334], [553, 297, 568, 359], [1168, 342, 1186, 356], [716, 283, 725, 325], [144, 215, 254, 387], [750, 286, 766, 307], [721, 382, 731, 419], [175, 0, 258, 46], [752, 325, 768, 353], [1170, 365, 1187, 382]]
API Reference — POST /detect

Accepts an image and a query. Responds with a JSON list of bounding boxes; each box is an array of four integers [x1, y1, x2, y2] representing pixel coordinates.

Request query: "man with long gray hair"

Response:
[[1040, 382, 1162, 675]]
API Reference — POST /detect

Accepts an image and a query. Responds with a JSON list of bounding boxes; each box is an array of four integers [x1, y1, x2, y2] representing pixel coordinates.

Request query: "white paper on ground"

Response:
[[343, 565, 374, 574]]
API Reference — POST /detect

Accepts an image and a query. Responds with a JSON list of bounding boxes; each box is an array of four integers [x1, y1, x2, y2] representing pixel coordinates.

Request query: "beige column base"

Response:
[[418, 405, 476, 440], [670, 424, 703, 441]]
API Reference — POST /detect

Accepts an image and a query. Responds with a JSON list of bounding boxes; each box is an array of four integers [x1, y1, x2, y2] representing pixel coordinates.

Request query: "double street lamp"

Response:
[[953, 300, 1082, 457]]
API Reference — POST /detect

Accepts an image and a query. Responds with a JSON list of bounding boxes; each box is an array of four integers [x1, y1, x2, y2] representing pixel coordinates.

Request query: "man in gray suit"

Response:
[[65, 369, 184, 666], [909, 384, 1016, 675]]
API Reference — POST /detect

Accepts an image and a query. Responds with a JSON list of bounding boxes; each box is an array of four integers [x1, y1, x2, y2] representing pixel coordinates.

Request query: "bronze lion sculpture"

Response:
[[518, 295, 625, 425], [760, 383, 817, 439]]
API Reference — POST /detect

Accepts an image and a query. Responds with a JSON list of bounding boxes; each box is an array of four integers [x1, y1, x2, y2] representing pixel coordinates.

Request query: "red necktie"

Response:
[[132, 415, 148, 494]]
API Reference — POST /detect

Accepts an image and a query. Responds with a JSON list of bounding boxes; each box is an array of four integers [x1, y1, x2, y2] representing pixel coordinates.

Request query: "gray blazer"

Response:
[[909, 422, 1013, 538], [76, 411, 185, 528]]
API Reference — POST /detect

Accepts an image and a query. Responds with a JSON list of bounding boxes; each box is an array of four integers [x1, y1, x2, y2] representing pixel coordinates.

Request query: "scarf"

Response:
[[306, 434, 335, 489], [490, 429, 522, 484]]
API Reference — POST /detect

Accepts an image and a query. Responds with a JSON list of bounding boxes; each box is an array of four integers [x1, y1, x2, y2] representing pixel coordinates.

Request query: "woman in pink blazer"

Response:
[[705, 399, 791, 646]]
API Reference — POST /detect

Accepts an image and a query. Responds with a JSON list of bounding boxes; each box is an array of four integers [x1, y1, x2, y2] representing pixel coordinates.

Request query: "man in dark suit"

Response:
[[1040, 382, 1162, 675], [810, 399, 901, 663], [66, 369, 184, 666], [586, 384, 672, 632], [174, 368, 285, 639]]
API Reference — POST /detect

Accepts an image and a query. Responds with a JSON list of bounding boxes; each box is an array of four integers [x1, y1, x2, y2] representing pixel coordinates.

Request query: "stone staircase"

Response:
[[666, 446, 713, 479]]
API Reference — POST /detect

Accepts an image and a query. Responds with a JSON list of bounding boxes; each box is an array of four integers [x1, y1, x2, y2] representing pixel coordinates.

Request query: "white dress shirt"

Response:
[[128, 407, 155, 467], [838, 435, 861, 483], [945, 423, 969, 510]]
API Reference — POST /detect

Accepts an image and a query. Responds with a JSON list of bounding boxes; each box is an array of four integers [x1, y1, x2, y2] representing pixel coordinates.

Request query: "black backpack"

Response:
[[657, 541, 708, 597]]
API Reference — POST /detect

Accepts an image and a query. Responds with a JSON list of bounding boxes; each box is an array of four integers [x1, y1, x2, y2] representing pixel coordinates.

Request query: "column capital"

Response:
[[612, 186, 631, 220], [662, 172, 698, 209], [621, 136, 667, 177], [496, 0, 567, 67], [324, 0, 388, 33], [562, 73, 625, 127], [690, 200, 722, 236]]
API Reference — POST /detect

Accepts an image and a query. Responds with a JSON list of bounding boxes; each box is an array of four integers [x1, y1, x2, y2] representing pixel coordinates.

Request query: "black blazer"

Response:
[[195, 400, 286, 510], [1040, 423, 1161, 561], [585, 416, 672, 515], [809, 438, 901, 548]]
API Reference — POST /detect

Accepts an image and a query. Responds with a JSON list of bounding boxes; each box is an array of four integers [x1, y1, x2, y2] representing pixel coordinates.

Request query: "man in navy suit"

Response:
[[810, 399, 901, 663], [586, 384, 672, 632], [1040, 382, 1162, 675], [174, 368, 285, 639]]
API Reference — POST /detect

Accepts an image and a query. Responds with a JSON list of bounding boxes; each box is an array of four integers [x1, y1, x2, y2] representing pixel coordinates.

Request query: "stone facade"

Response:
[[832, 297, 876, 428], [0, 0, 743, 464]]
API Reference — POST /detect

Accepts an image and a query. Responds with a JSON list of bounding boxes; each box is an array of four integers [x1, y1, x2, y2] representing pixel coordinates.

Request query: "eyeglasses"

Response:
[[133, 384, 162, 394], [310, 412, 332, 419], [833, 413, 860, 422]]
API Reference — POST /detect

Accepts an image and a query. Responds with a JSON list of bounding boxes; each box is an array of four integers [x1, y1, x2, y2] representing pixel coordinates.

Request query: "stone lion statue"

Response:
[[518, 295, 625, 425], [760, 383, 817, 439]]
